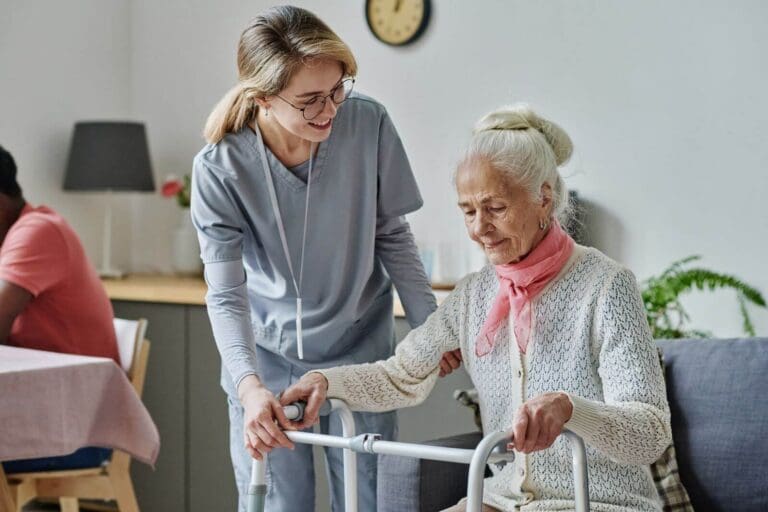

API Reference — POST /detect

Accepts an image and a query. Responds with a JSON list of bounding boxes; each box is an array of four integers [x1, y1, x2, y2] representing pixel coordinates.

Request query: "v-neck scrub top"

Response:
[[191, 93, 436, 390]]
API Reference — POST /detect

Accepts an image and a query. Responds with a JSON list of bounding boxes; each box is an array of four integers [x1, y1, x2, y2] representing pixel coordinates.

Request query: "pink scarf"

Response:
[[475, 221, 574, 357]]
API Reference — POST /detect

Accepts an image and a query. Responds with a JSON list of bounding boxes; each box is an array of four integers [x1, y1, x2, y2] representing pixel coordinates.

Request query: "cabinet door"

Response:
[[112, 301, 187, 512], [188, 306, 238, 512]]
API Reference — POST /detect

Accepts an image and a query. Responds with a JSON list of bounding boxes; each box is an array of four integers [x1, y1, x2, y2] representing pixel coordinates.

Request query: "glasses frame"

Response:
[[275, 78, 356, 120]]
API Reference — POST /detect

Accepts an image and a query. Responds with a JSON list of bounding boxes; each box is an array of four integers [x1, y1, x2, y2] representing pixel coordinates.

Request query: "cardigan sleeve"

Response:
[[564, 267, 672, 465], [312, 276, 467, 412]]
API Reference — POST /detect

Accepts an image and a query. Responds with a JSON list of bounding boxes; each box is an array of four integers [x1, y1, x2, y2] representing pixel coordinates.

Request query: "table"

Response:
[[0, 346, 160, 511]]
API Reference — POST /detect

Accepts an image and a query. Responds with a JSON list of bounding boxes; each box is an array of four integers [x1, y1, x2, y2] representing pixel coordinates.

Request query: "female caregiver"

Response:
[[190, 5, 448, 511]]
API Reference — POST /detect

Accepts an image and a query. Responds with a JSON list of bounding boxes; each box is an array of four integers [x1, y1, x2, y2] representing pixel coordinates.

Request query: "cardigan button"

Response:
[[517, 369, 522, 378]]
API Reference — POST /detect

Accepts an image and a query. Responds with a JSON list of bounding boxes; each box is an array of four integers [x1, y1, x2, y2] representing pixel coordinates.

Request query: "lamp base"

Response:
[[99, 194, 125, 280], [98, 267, 125, 279]]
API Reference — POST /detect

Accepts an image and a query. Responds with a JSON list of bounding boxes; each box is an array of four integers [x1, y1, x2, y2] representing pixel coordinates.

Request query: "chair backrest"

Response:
[[108, 317, 150, 471], [113, 318, 149, 394]]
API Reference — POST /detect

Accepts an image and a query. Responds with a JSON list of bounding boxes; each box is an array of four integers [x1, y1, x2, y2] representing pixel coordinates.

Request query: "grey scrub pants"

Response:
[[227, 394, 396, 512]]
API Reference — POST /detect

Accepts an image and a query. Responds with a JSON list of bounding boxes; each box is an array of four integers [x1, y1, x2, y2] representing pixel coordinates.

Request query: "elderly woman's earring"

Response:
[[264, 108, 269, 117], [539, 219, 547, 230]]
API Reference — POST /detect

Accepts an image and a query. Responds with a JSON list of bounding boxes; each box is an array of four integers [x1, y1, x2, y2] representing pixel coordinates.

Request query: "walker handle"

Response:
[[282, 401, 305, 422]]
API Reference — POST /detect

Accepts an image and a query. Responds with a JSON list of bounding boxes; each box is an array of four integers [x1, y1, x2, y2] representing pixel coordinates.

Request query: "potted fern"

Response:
[[641, 256, 766, 339]]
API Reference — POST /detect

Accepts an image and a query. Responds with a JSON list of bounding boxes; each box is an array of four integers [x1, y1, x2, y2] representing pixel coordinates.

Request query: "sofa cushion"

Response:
[[657, 338, 768, 512]]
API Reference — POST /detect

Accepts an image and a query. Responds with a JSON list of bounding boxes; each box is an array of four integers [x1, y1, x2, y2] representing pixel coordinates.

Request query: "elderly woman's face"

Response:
[[456, 159, 550, 265]]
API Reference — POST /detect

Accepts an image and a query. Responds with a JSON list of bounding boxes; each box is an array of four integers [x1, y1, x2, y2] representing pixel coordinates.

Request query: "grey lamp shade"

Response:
[[63, 122, 155, 191]]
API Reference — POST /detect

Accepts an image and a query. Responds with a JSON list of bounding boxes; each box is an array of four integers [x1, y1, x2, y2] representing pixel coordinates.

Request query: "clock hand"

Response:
[[394, 0, 403, 13]]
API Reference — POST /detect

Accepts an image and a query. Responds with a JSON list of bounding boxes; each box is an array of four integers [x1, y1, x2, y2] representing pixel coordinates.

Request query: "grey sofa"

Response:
[[377, 337, 768, 511]]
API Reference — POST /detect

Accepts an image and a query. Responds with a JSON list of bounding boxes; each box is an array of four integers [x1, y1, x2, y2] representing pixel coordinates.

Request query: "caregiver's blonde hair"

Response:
[[204, 5, 358, 144], [460, 104, 574, 224]]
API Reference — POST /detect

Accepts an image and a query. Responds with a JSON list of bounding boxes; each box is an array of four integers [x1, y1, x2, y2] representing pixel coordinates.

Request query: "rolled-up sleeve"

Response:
[[191, 156, 258, 389]]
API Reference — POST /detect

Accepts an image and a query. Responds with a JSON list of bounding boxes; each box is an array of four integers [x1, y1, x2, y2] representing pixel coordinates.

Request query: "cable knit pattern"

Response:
[[317, 245, 671, 511]]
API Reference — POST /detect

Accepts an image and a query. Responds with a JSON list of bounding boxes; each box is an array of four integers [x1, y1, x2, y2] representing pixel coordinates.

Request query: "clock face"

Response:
[[366, 0, 431, 46]]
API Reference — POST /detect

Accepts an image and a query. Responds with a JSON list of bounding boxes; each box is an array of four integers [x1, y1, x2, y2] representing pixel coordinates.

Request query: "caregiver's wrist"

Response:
[[237, 374, 267, 400]]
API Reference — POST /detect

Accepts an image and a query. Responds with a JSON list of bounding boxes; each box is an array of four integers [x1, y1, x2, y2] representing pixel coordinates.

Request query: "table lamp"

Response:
[[63, 121, 155, 278]]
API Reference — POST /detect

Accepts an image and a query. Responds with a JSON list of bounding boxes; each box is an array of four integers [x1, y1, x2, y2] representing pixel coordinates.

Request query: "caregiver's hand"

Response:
[[279, 372, 329, 430], [238, 375, 296, 460], [439, 349, 463, 377], [509, 392, 573, 454]]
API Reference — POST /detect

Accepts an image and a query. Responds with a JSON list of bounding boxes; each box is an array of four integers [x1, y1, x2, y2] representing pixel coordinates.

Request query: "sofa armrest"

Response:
[[377, 431, 483, 512]]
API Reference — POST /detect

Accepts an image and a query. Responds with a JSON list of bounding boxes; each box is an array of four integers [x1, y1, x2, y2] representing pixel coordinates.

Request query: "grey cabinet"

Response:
[[188, 307, 237, 512]]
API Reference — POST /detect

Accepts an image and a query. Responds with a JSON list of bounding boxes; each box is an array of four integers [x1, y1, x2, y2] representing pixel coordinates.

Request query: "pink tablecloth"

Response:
[[0, 346, 159, 466]]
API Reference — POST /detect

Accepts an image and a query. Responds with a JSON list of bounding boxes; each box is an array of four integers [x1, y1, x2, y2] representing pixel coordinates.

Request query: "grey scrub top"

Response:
[[191, 93, 436, 390]]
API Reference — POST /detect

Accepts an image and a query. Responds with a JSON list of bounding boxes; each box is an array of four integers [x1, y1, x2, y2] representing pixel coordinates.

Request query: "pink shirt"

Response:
[[0, 204, 118, 363]]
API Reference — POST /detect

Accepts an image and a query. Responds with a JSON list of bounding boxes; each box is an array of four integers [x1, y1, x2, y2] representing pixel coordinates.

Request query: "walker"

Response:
[[247, 400, 590, 512]]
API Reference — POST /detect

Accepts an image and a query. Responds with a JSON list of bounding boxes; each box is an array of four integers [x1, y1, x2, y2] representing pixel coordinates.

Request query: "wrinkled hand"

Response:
[[238, 375, 297, 460], [509, 392, 573, 454], [438, 349, 463, 377], [279, 372, 329, 430]]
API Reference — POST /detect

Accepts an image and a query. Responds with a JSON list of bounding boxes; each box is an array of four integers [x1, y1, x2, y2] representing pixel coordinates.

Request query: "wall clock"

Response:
[[365, 0, 431, 46]]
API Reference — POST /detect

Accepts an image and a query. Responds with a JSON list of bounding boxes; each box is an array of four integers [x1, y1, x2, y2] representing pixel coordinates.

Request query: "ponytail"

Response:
[[203, 85, 256, 144]]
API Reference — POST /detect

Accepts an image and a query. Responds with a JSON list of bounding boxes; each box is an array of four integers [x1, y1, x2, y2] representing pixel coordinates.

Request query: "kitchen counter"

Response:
[[102, 274, 451, 316]]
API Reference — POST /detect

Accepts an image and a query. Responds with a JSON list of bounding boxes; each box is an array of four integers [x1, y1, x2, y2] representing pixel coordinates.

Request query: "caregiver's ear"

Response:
[[254, 96, 272, 110]]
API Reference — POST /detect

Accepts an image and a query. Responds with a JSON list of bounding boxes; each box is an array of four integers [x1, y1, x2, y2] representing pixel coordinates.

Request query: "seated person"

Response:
[[0, 144, 120, 474], [281, 105, 672, 512], [0, 144, 117, 361]]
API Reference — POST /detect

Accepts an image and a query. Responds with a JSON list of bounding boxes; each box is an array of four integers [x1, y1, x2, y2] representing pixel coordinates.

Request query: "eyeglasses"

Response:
[[276, 78, 356, 120]]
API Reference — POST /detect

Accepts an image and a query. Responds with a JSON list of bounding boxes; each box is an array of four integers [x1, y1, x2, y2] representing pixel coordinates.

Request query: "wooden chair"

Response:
[[5, 318, 150, 512]]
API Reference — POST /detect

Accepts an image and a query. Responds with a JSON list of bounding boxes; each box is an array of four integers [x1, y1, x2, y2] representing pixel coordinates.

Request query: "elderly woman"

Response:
[[281, 105, 672, 512]]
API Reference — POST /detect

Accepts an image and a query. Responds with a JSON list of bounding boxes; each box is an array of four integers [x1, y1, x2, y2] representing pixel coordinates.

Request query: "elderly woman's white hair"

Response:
[[458, 103, 574, 225]]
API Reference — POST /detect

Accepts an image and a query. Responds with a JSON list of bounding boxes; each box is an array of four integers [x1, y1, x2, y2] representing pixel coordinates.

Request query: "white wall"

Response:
[[128, 0, 768, 335], [2, 1, 766, 332], [0, 0, 134, 270]]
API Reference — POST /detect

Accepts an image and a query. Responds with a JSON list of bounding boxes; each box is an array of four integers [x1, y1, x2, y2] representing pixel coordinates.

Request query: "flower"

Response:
[[162, 180, 183, 197], [161, 174, 191, 208]]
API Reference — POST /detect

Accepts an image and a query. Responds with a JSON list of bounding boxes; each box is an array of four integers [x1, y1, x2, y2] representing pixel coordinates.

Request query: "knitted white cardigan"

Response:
[[317, 245, 671, 511]]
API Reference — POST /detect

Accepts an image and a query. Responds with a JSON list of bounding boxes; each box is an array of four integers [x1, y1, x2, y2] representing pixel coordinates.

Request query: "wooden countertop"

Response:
[[102, 274, 208, 306], [102, 274, 450, 317]]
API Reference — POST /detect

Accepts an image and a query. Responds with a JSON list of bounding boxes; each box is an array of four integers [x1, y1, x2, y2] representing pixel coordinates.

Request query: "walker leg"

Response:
[[246, 458, 267, 512], [330, 399, 358, 512], [562, 431, 590, 512], [466, 431, 510, 512]]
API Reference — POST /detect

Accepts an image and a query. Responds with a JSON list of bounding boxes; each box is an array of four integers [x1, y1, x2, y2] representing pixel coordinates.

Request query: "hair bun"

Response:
[[474, 103, 573, 166]]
